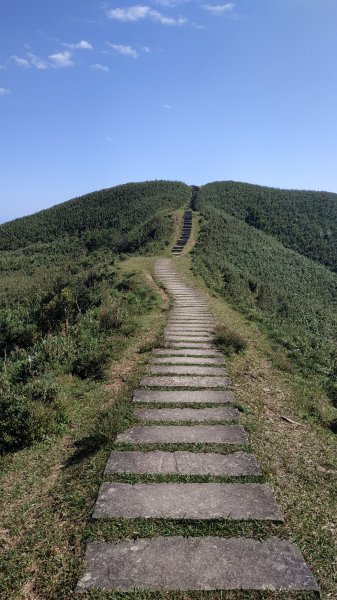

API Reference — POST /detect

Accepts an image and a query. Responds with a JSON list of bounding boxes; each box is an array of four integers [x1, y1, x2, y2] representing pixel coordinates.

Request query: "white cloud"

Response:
[[49, 51, 74, 68], [0, 87, 11, 95], [202, 3, 235, 15], [11, 55, 30, 67], [163, 103, 172, 109], [26, 53, 49, 70], [107, 6, 150, 22], [90, 63, 110, 72], [62, 40, 93, 50], [107, 5, 187, 25], [107, 43, 139, 58], [142, 46, 151, 53], [150, 10, 187, 25]]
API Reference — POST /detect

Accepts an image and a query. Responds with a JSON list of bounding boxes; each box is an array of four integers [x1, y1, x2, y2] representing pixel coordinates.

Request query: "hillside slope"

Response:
[[198, 181, 337, 272], [193, 185, 337, 408], [0, 180, 190, 451], [0, 180, 189, 251]]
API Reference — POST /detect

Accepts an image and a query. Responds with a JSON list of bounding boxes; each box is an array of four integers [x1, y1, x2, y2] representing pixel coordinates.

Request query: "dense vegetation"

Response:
[[0, 180, 190, 451], [193, 184, 337, 418], [199, 181, 337, 272]]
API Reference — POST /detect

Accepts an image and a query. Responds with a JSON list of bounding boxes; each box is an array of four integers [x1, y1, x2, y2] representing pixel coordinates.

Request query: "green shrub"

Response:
[[215, 324, 247, 356]]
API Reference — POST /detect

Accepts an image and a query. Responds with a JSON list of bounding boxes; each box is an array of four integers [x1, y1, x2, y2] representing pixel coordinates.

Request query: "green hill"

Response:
[[0, 180, 190, 450], [193, 183, 337, 404], [198, 181, 337, 272], [1, 177, 337, 451], [0, 180, 189, 251]]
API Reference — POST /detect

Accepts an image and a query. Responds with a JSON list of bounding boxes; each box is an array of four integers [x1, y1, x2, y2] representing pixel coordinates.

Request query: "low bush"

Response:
[[215, 324, 247, 355]]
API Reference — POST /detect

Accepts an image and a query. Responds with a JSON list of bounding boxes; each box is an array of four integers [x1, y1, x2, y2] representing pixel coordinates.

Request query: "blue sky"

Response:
[[1, 0, 337, 222]]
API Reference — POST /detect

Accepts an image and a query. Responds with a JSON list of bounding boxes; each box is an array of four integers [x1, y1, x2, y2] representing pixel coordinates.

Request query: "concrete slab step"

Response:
[[77, 536, 318, 592], [153, 349, 221, 357], [92, 483, 284, 521], [146, 365, 227, 376], [165, 343, 217, 349], [116, 425, 246, 444], [141, 376, 230, 388], [104, 450, 261, 476], [133, 390, 235, 404], [151, 356, 224, 364], [134, 407, 240, 422], [165, 336, 214, 342]]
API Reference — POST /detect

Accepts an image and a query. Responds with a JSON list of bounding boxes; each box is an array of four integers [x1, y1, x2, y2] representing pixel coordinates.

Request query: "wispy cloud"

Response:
[[11, 55, 30, 68], [48, 51, 74, 68], [62, 40, 93, 50], [107, 6, 150, 22], [202, 3, 235, 15], [90, 63, 110, 72], [107, 5, 187, 25], [0, 87, 11, 95], [26, 53, 49, 70], [107, 43, 139, 58]]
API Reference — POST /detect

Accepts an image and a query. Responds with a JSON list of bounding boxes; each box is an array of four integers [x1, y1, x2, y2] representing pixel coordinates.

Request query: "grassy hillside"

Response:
[[0, 181, 190, 451], [198, 181, 337, 272], [0, 180, 189, 251], [193, 187, 337, 421]]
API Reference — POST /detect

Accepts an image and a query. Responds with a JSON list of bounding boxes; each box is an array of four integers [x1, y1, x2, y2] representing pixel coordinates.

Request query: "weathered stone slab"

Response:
[[165, 343, 216, 349], [104, 450, 261, 476], [153, 349, 221, 356], [165, 335, 214, 341], [168, 322, 215, 327], [146, 366, 226, 376], [152, 356, 224, 365], [116, 425, 246, 444], [141, 376, 230, 388], [76, 536, 318, 592], [169, 312, 213, 316], [168, 326, 215, 330], [133, 390, 235, 403], [169, 318, 214, 322], [93, 483, 283, 521], [134, 407, 239, 422]]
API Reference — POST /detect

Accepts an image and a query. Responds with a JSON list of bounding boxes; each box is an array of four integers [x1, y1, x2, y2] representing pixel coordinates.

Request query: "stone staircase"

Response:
[[172, 206, 192, 255], [76, 259, 318, 594]]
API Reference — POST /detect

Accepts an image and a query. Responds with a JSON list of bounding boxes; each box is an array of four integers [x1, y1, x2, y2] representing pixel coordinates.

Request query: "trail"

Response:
[[76, 207, 318, 594]]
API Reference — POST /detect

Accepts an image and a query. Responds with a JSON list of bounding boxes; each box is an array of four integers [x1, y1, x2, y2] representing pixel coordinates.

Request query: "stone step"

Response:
[[168, 321, 215, 326], [77, 536, 318, 592], [134, 407, 239, 422], [167, 323, 212, 328], [92, 483, 284, 521], [146, 365, 227, 376], [164, 342, 218, 349], [141, 376, 230, 388], [104, 450, 261, 476], [165, 328, 214, 334], [165, 336, 214, 342], [151, 356, 224, 364], [166, 321, 214, 333], [153, 348, 221, 356], [133, 389, 235, 403], [116, 425, 246, 444]]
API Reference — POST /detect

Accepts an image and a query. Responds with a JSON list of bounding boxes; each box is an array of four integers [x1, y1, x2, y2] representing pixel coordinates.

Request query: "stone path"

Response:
[[77, 258, 318, 594], [172, 207, 192, 255]]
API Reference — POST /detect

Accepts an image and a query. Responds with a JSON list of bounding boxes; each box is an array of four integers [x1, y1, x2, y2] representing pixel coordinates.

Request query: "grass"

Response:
[[85, 592, 318, 600], [1, 219, 336, 598], [0, 257, 170, 600], [172, 252, 336, 600]]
